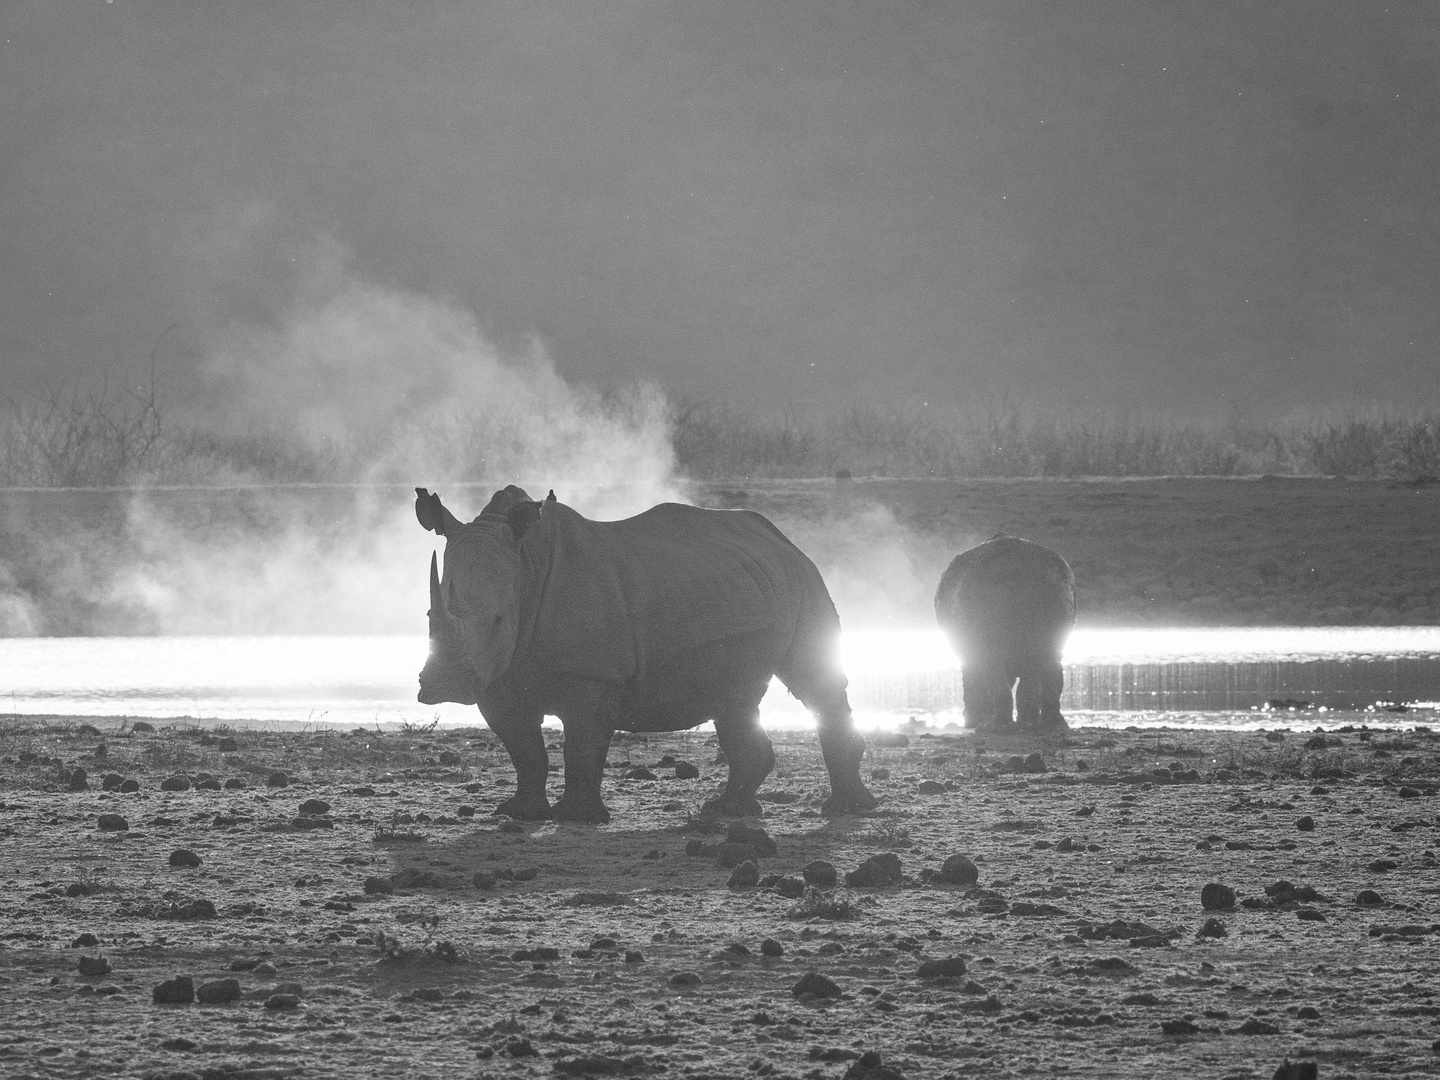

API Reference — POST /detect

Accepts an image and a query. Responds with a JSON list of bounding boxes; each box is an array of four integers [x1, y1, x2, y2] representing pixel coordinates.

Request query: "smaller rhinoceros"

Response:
[[934, 535, 1075, 734]]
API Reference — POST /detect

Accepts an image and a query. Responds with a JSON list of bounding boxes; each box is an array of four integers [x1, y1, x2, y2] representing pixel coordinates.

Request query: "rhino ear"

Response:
[[415, 488, 463, 537], [546, 490, 557, 502], [507, 499, 544, 543]]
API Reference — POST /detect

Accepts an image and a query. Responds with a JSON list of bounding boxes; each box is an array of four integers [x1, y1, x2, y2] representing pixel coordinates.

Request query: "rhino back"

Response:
[[516, 503, 834, 687], [936, 537, 1075, 645]]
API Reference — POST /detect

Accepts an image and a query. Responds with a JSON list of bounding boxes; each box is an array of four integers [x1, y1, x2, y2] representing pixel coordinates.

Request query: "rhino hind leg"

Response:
[[962, 660, 1016, 732], [805, 684, 878, 817], [1016, 658, 1068, 735], [704, 684, 775, 818]]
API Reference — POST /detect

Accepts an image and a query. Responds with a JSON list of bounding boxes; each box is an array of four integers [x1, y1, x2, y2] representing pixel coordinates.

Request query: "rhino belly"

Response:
[[617, 625, 789, 732]]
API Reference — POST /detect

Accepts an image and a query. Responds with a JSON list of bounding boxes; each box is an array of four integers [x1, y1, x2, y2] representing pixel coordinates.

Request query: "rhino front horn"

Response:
[[429, 552, 445, 616]]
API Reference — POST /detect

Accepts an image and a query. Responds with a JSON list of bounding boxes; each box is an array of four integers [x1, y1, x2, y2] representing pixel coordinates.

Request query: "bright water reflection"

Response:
[[1, 627, 1437, 730]]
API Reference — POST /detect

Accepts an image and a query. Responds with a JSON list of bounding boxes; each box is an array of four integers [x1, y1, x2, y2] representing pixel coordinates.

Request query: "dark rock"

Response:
[[1398, 786, 1421, 798], [845, 853, 902, 887], [96, 813, 129, 832], [266, 771, 290, 788], [298, 799, 331, 816], [197, 978, 241, 1004], [160, 775, 191, 792], [727, 860, 760, 889], [118, 778, 140, 793], [1201, 883, 1237, 910], [1368, 859, 1398, 873], [1021, 752, 1047, 774], [792, 971, 843, 998], [760, 938, 784, 957], [1198, 918, 1228, 939], [916, 956, 967, 979], [623, 765, 657, 780], [1160, 1019, 1200, 1035], [471, 871, 497, 890], [223, 778, 246, 790], [937, 854, 979, 886], [193, 776, 222, 791], [131, 721, 155, 733], [802, 860, 838, 887], [101, 773, 124, 790], [1296, 816, 1315, 831], [264, 993, 302, 1010], [68, 767, 89, 791], [1272, 1060, 1318, 1080], [363, 876, 395, 895], [72, 933, 99, 948], [624, 950, 643, 963], [168, 849, 202, 868], [1236, 1017, 1281, 1035], [217, 737, 239, 752], [774, 875, 805, 899], [152, 975, 195, 1004], [1295, 1006, 1321, 1021], [717, 841, 758, 868], [78, 955, 110, 976], [843, 1050, 908, 1079], [1356, 889, 1383, 905], [673, 760, 700, 780], [668, 971, 702, 987], [438, 750, 462, 766], [726, 821, 777, 856], [917, 780, 947, 795]]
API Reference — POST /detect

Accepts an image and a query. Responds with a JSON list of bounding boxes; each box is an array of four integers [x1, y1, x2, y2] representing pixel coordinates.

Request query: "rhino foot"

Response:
[[550, 795, 611, 825], [821, 783, 878, 817], [494, 794, 551, 821], [701, 791, 763, 819]]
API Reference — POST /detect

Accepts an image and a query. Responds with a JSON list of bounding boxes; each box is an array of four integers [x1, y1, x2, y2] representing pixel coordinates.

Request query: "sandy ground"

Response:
[[1, 718, 1437, 1080]]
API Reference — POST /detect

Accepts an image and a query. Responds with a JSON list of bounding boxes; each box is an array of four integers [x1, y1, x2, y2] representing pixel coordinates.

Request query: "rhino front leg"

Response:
[[963, 658, 1015, 732], [551, 679, 616, 824], [704, 682, 775, 818], [478, 694, 550, 820], [807, 686, 877, 817]]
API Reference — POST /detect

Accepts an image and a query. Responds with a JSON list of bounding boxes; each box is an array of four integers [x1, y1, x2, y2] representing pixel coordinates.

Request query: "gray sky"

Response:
[[3, 0, 1438, 417]]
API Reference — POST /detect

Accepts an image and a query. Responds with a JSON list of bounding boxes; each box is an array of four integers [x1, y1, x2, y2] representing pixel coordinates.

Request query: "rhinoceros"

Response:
[[934, 535, 1075, 734], [415, 485, 876, 823]]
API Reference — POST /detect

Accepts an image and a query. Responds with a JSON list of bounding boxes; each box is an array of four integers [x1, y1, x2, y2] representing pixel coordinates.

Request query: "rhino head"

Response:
[[413, 486, 547, 706]]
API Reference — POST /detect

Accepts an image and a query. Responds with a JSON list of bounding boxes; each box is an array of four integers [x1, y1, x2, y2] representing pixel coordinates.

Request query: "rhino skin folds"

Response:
[[935, 535, 1075, 735], [415, 485, 875, 824]]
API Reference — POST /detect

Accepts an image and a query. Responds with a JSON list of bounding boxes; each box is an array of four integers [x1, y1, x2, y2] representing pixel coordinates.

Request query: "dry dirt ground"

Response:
[[1, 718, 1438, 1080]]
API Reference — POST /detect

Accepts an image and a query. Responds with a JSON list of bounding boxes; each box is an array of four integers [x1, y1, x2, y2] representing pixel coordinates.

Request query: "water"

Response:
[[1, 628, 1437, 731]]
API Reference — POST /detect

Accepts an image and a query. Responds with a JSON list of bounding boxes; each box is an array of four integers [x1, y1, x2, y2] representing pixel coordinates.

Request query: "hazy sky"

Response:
[[3, 0, 1438, 417]]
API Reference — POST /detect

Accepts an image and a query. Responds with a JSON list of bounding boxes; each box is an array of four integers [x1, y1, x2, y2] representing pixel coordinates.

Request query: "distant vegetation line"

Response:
[[2, 378, 1438, 487]]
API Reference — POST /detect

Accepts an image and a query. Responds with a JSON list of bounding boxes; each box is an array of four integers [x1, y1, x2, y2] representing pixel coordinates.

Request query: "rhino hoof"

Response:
[[494, 796, 551, 822], [821, 786, 878, 817], [550, 797, 611, 825]]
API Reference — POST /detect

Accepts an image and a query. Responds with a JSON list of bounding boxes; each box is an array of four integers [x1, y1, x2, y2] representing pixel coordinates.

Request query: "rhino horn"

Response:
[[415, 488, 464, 537], [429, 551, 443, 614]]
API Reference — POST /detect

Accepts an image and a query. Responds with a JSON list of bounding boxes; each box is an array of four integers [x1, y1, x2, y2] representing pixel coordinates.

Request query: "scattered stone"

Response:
[[727, 860, 760, 889], [152, 975, 195, 1004], [223, 778, 246, 790], [119, 778, 140, 793], [726, 821, 777, 856], [673, 761, 700, 780], [1296, 908, 1327, 922], [1236, 1017, 1281, 1035], [843, 1050, 908, 1079], [266, 771, 290, 788], [72, 933, 99, 948], [168, 849, 202, 868], [217, 737, 239, 752], [1296, 816, 1315, 831], [760, 938, 784, 957], [937, 854, 979, 887], [1398, 786, 1421, 798], [802, 860, 838, 887], [160, 775, 191, 792], [298, 798, 331, 816], [717, 841, 758, 868], [1160, 1018, 1200, 1035], [624, 950, 643, 963], [264, 992, 302, 1010], [917, 780, 947, 795], [1265, 880, 1325, 904], [67, 767, 89, 791], [131, 721, 155, 733], [1367, 859, 1398, 873], [1198, 918, 1228, 939], [77, 955, 110, 976], [96, 813, 128, 832], [438, 750, 462, 766], [623, 766, 657, 781], [1295, 1006, 1321, 1020], [845, 853, 902, 887], [787, 887, 855, 921], [364, 876, 395, 895], [1356, 889, 1384, 905], [197, 978, 241, 1004], [792, 971, 843, 999], [916, 956, 967, 979], [1272, 1060, 1318, 1080], [101, 773, 124, 791], [1021, 752, 1047, 774], [668, 971, 702, 987], [1201, 883, 1237, 910], [471, 871, 497, 890]]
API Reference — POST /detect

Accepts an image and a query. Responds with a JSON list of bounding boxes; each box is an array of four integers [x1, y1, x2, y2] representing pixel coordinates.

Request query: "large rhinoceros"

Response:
[[415, 485, 876, 823], [934, 535, 1075, 734]]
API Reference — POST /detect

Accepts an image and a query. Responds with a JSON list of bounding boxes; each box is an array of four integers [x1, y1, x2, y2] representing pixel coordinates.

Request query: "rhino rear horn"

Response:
[[507, 499, 544, 543], [415, 488, 463, 537]]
